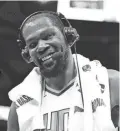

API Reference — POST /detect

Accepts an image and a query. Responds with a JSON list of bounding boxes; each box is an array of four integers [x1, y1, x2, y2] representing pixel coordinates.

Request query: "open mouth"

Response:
[[38, 52, 55, 62], [41, 54, 52, 62]]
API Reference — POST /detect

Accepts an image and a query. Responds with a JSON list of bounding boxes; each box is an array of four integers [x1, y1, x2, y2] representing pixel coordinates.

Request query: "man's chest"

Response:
[[41, 86, 84, 131]]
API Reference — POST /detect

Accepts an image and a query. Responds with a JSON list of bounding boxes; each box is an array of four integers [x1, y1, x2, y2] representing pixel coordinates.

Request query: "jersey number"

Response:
[[43, 108, 70, 131]]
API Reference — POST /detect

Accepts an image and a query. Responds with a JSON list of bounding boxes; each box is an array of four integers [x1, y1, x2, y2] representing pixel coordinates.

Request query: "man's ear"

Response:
[[21, 47, 33, 63]]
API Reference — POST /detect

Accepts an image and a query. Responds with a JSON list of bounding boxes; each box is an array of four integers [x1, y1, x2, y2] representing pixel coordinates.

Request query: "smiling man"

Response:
[[7, 11, 119, 131]]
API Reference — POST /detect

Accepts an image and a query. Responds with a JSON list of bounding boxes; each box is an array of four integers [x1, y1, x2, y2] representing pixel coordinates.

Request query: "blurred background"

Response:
[[0, 1, 119, 130]]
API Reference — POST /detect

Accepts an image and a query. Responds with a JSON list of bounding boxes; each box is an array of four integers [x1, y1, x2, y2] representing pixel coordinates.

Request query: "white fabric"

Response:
[[72, 55, 116, 131], [8, 54, 115, 131], [9, 67, 44, 131]]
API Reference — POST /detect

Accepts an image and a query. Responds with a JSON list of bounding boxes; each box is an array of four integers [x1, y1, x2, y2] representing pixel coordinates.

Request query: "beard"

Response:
[[39, 49, 69, 78]]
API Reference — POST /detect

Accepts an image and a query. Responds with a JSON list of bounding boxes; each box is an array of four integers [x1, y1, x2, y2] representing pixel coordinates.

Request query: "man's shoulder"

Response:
[[108, 69, 119, 80], [8, 67, 42, 102], [79, 57, 119, 108], [107, 69, 119, 108], [108, 69, 119, 127]]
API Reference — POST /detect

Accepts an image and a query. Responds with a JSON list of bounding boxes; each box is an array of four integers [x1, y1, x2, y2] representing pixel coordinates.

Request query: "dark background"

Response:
[[0, 1, 119, 130]]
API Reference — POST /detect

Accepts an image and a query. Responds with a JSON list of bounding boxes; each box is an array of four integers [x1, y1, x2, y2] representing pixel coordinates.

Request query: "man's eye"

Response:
[[29, 42, 37, 49], [42, 34, 54, 40]]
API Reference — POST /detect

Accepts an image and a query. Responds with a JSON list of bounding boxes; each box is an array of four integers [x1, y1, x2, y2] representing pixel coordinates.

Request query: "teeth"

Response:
[[42, 55, 52, 61]]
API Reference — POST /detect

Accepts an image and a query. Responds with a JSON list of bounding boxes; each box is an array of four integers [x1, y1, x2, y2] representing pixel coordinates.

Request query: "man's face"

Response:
[[22, 17, 69, 78]]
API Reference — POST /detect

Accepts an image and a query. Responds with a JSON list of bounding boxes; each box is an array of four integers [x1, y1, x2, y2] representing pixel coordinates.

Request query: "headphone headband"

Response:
[[19, 11, 72, 32]]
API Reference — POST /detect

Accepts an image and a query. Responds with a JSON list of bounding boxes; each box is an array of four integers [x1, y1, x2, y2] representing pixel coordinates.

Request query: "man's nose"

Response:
[[36, 40, 50, 54]]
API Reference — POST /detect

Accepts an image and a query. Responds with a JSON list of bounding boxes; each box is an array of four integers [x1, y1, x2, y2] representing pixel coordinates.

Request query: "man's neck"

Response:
[[44, 53, 77, 91]]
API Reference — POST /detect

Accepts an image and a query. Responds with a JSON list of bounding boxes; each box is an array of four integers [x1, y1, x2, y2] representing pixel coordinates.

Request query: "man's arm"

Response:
[[108, 69, 119, 108], [108, 69, 119, 127], [7, 102, 19, 131]]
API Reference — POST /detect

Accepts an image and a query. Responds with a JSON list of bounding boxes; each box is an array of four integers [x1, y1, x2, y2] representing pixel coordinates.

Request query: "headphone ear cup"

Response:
[[64, 27, 79, 46], [21, 47, 32, 63], [17, 33, 32, 63]]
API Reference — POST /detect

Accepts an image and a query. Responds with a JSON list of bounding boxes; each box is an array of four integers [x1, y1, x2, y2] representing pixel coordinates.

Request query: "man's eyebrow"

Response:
[[26, 35, 38, 43], [26, 28, 55, 42]]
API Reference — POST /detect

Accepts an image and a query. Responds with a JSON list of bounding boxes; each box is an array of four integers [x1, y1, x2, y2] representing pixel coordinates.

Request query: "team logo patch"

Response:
[[82, 64, 91, 72], [15, 95, 33, 108], [92, 98, 106, 113]]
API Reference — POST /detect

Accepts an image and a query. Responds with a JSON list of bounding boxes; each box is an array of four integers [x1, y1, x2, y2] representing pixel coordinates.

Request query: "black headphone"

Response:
[[17, 11, 80, 63]]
